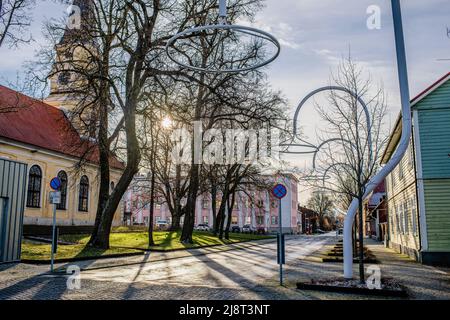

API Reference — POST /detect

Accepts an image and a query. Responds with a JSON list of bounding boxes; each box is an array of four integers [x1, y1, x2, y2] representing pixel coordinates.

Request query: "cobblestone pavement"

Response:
[[1, 235, 449, 300], [0, 235, 332, 300]]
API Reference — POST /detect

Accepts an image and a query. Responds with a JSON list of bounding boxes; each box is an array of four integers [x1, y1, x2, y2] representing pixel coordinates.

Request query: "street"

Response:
[[0, 234, 334, 300]]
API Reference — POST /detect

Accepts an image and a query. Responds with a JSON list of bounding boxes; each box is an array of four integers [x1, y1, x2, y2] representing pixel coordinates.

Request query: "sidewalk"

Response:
[[283, 237, 450, 300], [365, 239, 450, 299]]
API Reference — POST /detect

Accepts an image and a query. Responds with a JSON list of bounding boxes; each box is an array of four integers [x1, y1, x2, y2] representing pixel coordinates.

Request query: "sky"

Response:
[[0, 0, 449, 204]]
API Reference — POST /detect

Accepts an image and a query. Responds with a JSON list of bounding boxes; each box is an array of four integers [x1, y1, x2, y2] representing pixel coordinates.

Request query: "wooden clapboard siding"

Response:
[[417, 109, 450, 179], [414, 77, 450, 252], [423, 179, 450, 251], [385, 139, 420, 255]]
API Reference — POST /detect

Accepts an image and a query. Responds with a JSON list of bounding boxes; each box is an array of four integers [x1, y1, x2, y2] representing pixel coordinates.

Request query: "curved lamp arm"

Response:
[[343, 0, 412, 279]]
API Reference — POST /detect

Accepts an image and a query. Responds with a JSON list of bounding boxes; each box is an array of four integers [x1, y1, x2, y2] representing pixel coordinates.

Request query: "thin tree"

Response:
[[306, 56, 389, 282]]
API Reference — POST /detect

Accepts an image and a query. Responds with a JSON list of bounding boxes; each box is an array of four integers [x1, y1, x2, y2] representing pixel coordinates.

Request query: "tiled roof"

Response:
[[0, 85, 124, 170]]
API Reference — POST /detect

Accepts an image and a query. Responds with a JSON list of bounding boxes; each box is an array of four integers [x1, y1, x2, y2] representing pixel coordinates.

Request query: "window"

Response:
[[271, 216, 278, 225], [27, 165, 42, 208], [403, 201, 409, 234], [203, 216, 209, 224], [391, 171, 396, 188], [399, 204, 405, 234], [56, 171, 68, 210], [398, 160, 404, 180], [408, 142, 414, 169], [202, 200, 209, 209], [78, 175, 89, 212], [58, 71, 71, 85], [257, 216, 264, 225], [231, 216, 238, 224], [411, 198, 418, 235], [110, 181, 115, 194]]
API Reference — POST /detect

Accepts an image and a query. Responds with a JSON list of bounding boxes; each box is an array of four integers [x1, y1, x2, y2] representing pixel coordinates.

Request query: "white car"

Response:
[[195, 224, 210, 231], [155, 220, 169, 230], [242, 224, 254, 233]]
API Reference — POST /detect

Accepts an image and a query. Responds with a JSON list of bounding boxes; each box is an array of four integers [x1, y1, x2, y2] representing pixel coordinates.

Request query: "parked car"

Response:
[[242, 224, 254, 233], [231, 225, 241, 233], [195, 224, 210, 231], [155, 220, 169, 230], [314, 229, 326, 234]]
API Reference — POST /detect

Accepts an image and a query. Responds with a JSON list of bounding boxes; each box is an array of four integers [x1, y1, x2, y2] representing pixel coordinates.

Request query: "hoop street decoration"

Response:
[[280, 86, 373, 162], [271, 184, 287, 200], [165, 0, 280, 73], [50, 177, 61, 191]]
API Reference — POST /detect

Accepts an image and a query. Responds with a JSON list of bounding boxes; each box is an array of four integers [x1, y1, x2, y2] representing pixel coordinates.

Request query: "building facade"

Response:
[[0, 1, 125, 228], [363, 182, 387, 242], [382, 73, 450, 265], [124, 174, 301, 234], [0, 86, 124, 227]]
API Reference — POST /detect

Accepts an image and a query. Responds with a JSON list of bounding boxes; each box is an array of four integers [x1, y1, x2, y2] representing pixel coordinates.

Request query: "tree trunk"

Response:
[[180, 163, 199, 243], [211, 184, 217, 235], [148, 170, 156, 247], [88, 78, 110, 246], [224, 191, 236, 240], [90, 108, 140, 249], [170, 212, 182, 231], [358, 195, 365, 283]]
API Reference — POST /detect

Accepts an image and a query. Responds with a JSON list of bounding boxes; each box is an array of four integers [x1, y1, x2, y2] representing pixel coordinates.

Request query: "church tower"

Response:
[[45, 0, 98, 136]]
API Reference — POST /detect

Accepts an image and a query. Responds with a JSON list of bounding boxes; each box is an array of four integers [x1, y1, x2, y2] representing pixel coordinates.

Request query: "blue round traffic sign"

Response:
[[272, 184, 287, 199], [50, 177, 61, 191]]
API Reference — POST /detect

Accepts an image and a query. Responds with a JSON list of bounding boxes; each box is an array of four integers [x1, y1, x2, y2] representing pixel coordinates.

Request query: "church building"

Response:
[[0, 0, 124, 227]]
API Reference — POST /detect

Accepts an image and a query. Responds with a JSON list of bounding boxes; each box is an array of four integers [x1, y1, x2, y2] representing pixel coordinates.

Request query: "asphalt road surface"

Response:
[[0, 234, 334, 300]]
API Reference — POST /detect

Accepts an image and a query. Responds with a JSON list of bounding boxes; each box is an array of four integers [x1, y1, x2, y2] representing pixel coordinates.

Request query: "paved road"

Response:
[[0, 234, 333, 300]]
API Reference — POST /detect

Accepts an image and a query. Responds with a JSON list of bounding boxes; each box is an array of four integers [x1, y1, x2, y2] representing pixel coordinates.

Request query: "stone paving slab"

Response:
[[1, 235, 449, 300]]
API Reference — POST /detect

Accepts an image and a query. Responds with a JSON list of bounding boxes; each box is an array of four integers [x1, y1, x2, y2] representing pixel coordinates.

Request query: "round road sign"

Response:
[[272, 184, 287, 199], [50, 177, 61, 191]]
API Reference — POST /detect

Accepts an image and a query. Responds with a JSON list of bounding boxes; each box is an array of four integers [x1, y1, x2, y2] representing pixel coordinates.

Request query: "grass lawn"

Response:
[[21, 240, 143, 261], [21, 231, 273, 262]]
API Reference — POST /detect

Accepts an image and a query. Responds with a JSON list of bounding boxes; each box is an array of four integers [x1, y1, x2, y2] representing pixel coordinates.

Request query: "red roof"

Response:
[[0, 85, 124, 170]]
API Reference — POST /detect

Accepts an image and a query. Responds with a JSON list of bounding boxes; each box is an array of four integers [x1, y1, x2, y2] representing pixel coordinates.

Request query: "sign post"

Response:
[[271, 183, 287, 286], [49, 177, 61, 272]]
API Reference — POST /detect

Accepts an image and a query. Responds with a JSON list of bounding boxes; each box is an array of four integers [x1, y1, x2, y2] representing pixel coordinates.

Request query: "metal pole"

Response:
[[278, 198, 283, 286], [343, 0, 412, 278], [51, 203, 56, 272]]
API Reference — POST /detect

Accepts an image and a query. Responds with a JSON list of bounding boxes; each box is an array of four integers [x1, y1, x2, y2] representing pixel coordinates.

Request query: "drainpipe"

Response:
[[343, 0, 412, 278]]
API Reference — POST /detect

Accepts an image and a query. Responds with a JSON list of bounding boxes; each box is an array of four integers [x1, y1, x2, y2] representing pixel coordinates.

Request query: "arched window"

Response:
[[78, 175, 89, 212], [110, 181, 115, 194], [56, 171, 68, 210], [27, 165, 42, 208]]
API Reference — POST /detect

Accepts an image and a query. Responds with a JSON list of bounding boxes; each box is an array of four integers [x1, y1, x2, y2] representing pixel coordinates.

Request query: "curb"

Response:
[[296, 282, 408, 297]]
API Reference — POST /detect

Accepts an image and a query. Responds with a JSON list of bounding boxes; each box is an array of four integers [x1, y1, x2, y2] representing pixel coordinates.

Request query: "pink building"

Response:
[[123, 174, 300, 234]]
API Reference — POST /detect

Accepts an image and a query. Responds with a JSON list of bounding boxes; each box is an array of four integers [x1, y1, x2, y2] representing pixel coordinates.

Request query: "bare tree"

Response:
[[306, 56, 389, 282], [0, 0, 34, 48], [307, 192, 333, 230]]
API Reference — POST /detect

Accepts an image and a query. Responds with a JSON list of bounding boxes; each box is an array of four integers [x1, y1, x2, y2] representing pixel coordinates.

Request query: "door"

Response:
[[0, 197, 9, 262]]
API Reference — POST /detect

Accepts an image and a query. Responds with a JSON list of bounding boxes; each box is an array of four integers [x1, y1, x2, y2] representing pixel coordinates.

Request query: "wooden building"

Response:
[[382, 72, 450, 266]]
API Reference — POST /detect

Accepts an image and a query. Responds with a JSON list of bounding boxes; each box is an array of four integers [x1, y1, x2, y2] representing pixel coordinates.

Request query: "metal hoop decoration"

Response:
[[281, 86, 373, 164], [165, 1, 280, 73]]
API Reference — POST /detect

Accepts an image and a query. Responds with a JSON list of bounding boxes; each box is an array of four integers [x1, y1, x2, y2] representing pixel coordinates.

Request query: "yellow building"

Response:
[[0, 0, 124, 228], [0, 85, 124, 226]]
